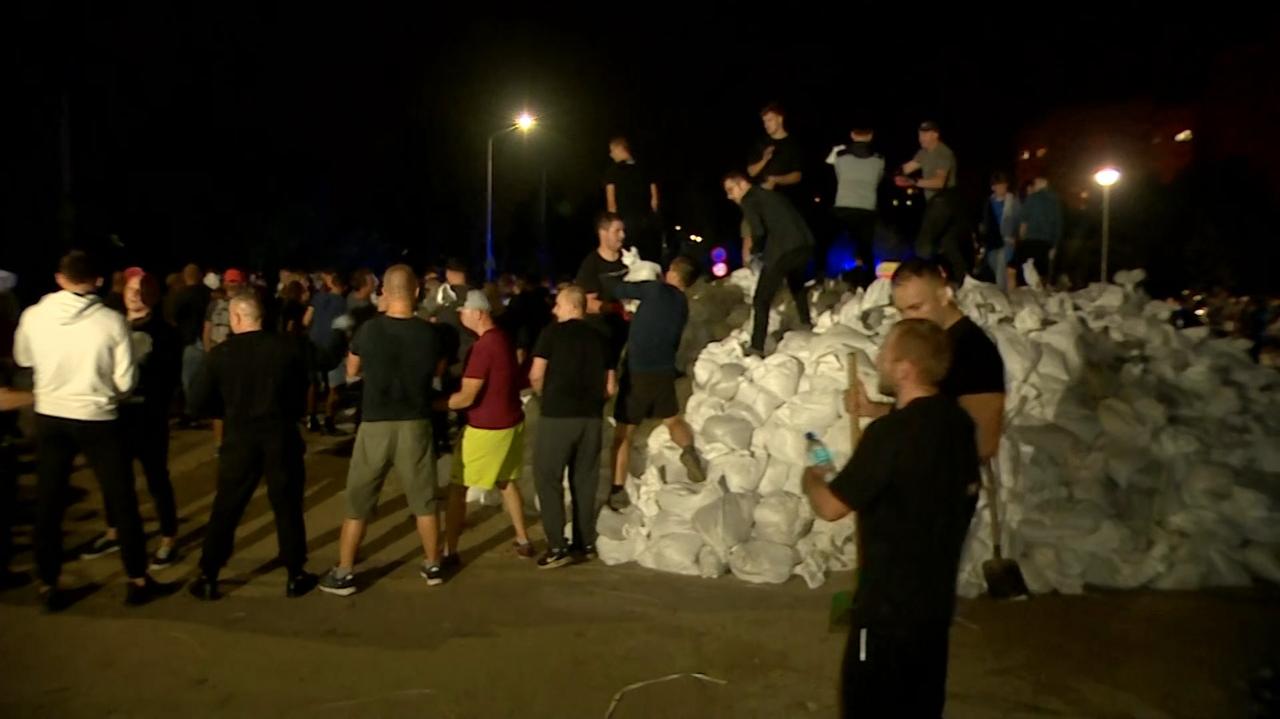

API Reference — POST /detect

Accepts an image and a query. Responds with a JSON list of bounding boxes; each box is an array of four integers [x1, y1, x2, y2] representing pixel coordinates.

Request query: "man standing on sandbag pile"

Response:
[[803, 319, 979, 717], [723, 171, 815, 357], [528, 285, 616, 567], [601, 256, 707, 511], [847, 258, 1005, 466]]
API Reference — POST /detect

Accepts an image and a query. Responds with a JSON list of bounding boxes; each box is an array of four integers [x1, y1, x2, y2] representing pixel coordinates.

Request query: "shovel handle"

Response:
[[847, 352, 862, 449]]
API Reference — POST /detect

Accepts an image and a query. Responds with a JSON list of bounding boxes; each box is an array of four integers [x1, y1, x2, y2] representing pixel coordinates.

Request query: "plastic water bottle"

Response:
[[805, 432, 836, 478]]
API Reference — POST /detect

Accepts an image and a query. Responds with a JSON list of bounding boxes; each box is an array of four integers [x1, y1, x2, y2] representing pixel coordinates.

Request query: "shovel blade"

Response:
[[983, 559, 1029, 600]]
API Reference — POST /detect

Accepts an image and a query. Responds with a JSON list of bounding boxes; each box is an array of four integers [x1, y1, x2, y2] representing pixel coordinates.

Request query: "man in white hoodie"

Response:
[[14, 251, 175, 610]]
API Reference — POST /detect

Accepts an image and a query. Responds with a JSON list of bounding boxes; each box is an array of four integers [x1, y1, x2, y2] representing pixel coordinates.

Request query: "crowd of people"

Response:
[[0, 104, 1144, 717]]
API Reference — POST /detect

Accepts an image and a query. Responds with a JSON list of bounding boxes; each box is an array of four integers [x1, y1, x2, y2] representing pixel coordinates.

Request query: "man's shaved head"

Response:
[[382, 264, 418, 301]]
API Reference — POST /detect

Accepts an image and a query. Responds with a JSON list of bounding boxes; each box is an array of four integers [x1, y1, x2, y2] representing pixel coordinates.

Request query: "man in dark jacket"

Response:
[[724, 171, 815, 355], [188, 292, 315, 600]]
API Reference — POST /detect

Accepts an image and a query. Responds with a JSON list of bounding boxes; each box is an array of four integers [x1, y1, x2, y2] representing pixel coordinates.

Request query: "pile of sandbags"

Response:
[[599, 266, 1280, 595]]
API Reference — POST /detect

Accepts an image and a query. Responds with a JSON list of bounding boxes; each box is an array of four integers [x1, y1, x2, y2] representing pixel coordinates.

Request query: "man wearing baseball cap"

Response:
[[895, 121, 969, 283], [438, 290, 535, 567]]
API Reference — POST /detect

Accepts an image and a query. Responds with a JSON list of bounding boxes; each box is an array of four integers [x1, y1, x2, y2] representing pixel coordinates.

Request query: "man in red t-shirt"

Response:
[[439, 290, 534, 563]]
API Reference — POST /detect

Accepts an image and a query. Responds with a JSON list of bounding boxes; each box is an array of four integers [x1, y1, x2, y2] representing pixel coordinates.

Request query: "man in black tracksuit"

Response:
[[188, 291, 315, 600], [723, 171, 815, 355]]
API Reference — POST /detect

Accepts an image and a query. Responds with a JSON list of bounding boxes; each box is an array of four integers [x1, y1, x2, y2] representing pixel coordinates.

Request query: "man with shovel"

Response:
[[802, 318, 978, 717]]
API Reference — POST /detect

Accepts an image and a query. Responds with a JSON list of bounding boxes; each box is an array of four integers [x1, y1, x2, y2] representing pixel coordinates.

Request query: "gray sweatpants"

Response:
[[534, 416, 603, 551]]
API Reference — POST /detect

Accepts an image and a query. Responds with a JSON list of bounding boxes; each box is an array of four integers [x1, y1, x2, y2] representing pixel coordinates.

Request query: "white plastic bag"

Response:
[[729, 540, 799, 584], [692, 490, 758, 560]]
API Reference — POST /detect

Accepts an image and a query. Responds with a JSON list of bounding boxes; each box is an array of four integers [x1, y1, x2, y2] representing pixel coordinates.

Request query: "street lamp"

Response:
[[1093, 167, 1120, 283], [486, 111, 537, 280]]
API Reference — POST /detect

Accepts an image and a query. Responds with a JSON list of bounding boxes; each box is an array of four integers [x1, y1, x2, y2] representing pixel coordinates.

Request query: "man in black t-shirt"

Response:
[[318, 265, 448, 596], [747, 103, 805, 206], [605, 137, 663, 263], [528, 285, 616, 568], [575, 212, 631, 366], [847, 259, 1005, 462], [804, 319, 978, 717], [188, 292, 315, 601]]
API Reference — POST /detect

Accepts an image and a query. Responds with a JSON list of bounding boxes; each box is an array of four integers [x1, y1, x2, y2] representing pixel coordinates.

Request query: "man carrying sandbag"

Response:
[[802, 318, 979, 717]]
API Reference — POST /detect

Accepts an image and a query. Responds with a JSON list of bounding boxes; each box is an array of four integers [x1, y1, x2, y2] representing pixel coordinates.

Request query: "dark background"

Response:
[[7, 6, 1279, 299]]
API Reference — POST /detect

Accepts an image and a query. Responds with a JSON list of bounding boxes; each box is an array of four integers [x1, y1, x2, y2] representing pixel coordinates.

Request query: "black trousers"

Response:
[[35, 415, 148, 584], [916, 190, 971, 283], [534, 416, 603, 551], [832, 207, 877, 287], [621, 212, 663, 264], [199, 426, 307, 579], [114, 403, 178, 538], [841, 625, 950, 718], [1014, 239, 1053, 286], [751, 246, 812, 352]]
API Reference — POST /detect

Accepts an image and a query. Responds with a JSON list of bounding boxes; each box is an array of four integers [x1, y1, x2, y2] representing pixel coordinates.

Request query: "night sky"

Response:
[[8, 6, 1279, 294]]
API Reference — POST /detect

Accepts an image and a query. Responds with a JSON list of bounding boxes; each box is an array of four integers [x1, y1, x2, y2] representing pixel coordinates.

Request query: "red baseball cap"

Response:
[[223, 268, 245, 285], [123, 266, 146, 282]]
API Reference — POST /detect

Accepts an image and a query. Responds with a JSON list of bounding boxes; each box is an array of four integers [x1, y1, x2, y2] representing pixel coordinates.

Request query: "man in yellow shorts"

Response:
[[439, 290, 534, 566]]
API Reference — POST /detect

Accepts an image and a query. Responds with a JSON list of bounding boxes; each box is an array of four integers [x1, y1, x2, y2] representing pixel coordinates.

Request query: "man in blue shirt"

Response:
[[1016, 174, 1063, 286], [304, 269, 349, 435], [602, 256, 705, 510]]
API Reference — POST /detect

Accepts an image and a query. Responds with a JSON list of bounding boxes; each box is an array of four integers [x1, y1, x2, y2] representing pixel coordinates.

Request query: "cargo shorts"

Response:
[[345, 419, 440, 519]]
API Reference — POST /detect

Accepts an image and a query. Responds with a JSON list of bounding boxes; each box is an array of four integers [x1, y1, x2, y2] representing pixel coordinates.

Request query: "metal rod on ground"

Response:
[[981, 459, 1029, 600]]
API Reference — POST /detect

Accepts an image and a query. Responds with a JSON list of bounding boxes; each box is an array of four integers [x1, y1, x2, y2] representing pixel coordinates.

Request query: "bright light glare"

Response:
[[711, 261, 729, 278], [710, 246, 728, 263], [1093, 167, 1121, 187], [1174, 129, 1193, 142], [515, 112, 536, 131]]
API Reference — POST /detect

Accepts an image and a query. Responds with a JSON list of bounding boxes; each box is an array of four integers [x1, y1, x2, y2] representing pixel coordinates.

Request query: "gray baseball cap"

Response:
[[462, 289, 491, 312]]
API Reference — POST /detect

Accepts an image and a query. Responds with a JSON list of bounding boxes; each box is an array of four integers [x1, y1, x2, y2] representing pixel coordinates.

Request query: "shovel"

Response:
[[982, 459, 1029, 600], [830, 352, 863, 631]]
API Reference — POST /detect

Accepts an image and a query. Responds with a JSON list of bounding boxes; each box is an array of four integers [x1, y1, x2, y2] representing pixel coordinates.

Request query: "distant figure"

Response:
[[303, 269, 349, 435], [1017, 173, 1063, 286], [723, 171, 815, 355], [747, 103, 804, 205], [896, 121, 966, 282], [528, 285, 615, 568], [204, 268, 246, 453], [803, 319, 979, 718], [172, 263, 211, 425], [15, 251, 175, 610], [827, 123, 884, 286], [188, 292, 314, 600], [980, 172, 1021, 291], [605, 136, 662, 262], [317, 265, 447, 596]]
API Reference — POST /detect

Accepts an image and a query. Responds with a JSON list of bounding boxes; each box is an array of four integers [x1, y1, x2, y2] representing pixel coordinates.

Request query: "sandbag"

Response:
[[693, 489, 758, 560], [637, 532, 704, 576], [728, 540, 799, 584], [753, 492, 811, 546]]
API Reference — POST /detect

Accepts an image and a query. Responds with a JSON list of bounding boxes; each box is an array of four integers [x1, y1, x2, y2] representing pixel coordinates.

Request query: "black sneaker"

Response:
[[317, 568, 357, 597], [419, 563, 445, 586], [124, 576, 181, 607], [80, 533, 120, 560], [581, 545, 598, 561], [286, 572, 318, 598], [322, 418, 345, 437], [307, 416, 322, 433], [441, 553, 461, 574], [680, 447, 706, 483], [536, 548, 573, 570], [607, 487, 631, 511], [149, 544, 179, 571], [41, 583, 98, 613]]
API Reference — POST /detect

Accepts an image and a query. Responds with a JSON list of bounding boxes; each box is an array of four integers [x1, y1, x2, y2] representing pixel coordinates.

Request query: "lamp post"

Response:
[[486, 112, 537, 280], [1093, 167, 1120, 283]]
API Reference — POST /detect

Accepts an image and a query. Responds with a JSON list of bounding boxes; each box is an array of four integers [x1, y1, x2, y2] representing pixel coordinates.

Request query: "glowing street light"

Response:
[[1093, 167, 1121, 282], [486, 111, 538, 280]]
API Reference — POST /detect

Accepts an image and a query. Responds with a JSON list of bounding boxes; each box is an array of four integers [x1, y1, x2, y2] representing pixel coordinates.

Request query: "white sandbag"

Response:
[[761, 420, 808, 467], [728, 540, 799, 584], [698, 545, 728, 578], [655, 480, 724, 520], [692, 489, 758, 560], [757, 456, 803, 496], [734, 382, 785, 424], [708, 363, 747, 400], [750, 354, 804, 399], [708, 452, 766, 494], [773, 391, 841, 435], [753, 492, 812, 546], [700, 414, 755, 451], [597, 505, 644, 541], [637, 532, 704, 576], [598, 533, 646, 566]]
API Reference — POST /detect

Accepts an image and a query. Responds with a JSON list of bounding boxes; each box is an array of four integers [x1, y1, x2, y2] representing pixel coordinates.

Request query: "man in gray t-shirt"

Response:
[[895, 121, 968, 283], [827, 125, 885, 285]]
